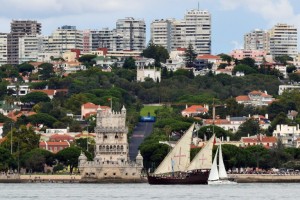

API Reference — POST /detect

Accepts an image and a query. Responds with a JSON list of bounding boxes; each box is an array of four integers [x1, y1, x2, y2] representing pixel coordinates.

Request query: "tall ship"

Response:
[[147, 123, 215, 184]]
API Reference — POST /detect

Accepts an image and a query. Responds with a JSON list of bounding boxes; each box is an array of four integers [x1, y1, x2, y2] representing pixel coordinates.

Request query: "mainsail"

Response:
[[154, 123, 195, 175], [186, 134, 215, 171], [218, 143, 228, 179], [208, 146, 219, 181]]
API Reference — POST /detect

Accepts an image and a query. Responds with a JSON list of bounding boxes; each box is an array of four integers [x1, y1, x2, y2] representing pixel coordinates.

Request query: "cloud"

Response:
[[219, 0, 297, 26]]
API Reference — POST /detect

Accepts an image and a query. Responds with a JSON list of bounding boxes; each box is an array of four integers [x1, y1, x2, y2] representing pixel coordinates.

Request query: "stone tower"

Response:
[[94, 105, 128, 163], [78, 106, 144, 182]]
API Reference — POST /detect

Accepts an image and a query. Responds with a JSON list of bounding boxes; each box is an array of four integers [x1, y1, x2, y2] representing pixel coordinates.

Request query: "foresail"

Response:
[[208, 146, 219, 181], [186, 134, 215, 171], [218, 143, 228, 179], [154, 123, 194, 175]]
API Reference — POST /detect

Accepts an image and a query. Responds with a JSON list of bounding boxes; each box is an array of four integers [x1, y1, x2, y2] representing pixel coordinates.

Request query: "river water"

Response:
[[0, 183, 299, 200]]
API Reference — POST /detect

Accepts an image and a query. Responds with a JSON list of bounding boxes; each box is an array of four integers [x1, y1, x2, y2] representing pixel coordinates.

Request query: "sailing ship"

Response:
[[147, 123, 215, 184], [208, 142, 237, 185]]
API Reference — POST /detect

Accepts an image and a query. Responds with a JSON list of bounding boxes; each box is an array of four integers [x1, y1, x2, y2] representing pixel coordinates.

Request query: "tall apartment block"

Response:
[[89, 18, 146, 52], [268, 23, 298, 58], [7, 20, 41, 65], [151, 19, 175, 52], [47, 25, 83, 54], [114, 17, 146, 51], [244, 29, 268, 51], [151, 9, 211, 54], [0, 33, 8, 66]]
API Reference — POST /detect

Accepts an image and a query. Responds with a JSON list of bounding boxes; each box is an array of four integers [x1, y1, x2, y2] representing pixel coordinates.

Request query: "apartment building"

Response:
[[244, 29, 268, 51], [151, 9, 211, 54], [47, 25, 83, 54], [0, 33, 7, 66], [7, 20, 41, 65], [268, 23, 298, 58]]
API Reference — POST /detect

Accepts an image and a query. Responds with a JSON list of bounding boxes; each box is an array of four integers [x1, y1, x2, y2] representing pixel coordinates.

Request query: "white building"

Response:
[[47, 25, 83, 54], [18, 35, 46, 64], [137, 67, 161, 82], [78, 106, 144, 182], [278, 84, 300, 95], [7, 85, 30, 96], [0, 33, 7, 66], [268, 23, 298, 58], [151, 19, 175, 52], [151, 9, 211, 54], [273, 124, 300, 147], [244, 29, 268, 51]]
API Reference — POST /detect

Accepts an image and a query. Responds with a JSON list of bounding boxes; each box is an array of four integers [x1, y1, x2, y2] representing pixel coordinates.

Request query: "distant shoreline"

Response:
[[229, 174, 300, 183], [2, 174, 300, 183]]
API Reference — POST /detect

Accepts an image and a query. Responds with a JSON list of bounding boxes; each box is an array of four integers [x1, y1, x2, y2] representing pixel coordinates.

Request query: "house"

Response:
[[136, 66, 161, 82], [39, 141, 71, 153], [272, 124, 300, 147], [181, 105, 209, 117], [49, 133, 74, 142], [0, 101, 21, 116], [241, 134, 277, 148], [236, 90, 275, 107], [6, 111, 36, 121], [30, 89, 68, 99], [75, 131, 96, 140], [203, 115, 270, 133], [278, 84, 300, 95], [7, 85, 30, 96], [81, 102, 110, 120]]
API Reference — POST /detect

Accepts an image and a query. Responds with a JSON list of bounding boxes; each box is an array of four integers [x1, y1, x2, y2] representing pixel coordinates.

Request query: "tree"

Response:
[[28, 113, 58, 127], [21, 148, 55, 172], [233, 64, 258, 75], [20, 92, 50, 104], [18, 63, 34, 73], [141, 40, 169, 66], [184, 43, 197, 67], [0, 147, 15, 171], [235, 119, 261, 140], [55, 146, 81, 173], [240, 57, 256, 68], [275, 55, 293, 65], [38, 63, 55, 80], [218, 54, 232, 65], [123, 57, 136, 69]]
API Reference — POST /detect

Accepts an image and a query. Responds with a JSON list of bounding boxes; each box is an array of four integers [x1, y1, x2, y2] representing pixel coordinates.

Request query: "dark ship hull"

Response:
[[147, 170, 210, 185]]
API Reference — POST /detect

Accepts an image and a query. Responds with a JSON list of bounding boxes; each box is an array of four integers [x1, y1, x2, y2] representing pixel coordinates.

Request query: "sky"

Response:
[[0, 0, 300, 54]]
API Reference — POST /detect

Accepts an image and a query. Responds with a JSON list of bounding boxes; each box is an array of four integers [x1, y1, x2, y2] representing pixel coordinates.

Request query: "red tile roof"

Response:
[[182, 105, 208, 114], [0, 137, 6, 144], [204, 119, 230, 125], [49, 134, 74, 142], [236, 95, 250, 101], [31, 89, 56, 96], [197, 54, 221, 60], [82, 102, 110, 110]]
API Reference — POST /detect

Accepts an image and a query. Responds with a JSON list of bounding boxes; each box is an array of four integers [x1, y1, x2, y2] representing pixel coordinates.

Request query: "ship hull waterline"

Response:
[[147, 171, 210, 185]]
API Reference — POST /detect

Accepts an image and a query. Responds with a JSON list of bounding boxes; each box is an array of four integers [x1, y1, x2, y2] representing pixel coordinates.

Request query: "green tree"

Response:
[[184, 43, 197, 67], [123, 57, 136, 69], [233, 64, 258, 75], [55, 146, 81, 173], [275, 55, 293, 65], [0, 147, 15, 171], [18, 63, 34, 73], [141, 40, 169, 66], [20, 92, 50, 104], [38, 63, 55, 80], [240, 57, 256, 68], [235, 119, 261, 140], [21, 148, 55, 172], [218, 54, 232, 65]]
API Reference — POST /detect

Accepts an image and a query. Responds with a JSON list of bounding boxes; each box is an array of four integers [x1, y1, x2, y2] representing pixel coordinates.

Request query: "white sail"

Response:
[[154, 123, 195, 175], [208, 146, 219, 181], [186, 134, 215, 171], [218, 143, 228, 179]]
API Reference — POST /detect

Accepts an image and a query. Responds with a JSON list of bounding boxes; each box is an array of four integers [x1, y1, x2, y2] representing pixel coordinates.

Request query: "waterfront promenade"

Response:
[[229, 174, 300, 183]]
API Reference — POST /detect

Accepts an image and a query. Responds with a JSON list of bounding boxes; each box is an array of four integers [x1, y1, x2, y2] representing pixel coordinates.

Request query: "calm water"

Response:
[[0, 183, 299, 200]]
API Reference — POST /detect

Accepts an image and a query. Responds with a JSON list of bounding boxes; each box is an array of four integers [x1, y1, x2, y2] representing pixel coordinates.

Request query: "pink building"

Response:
[[230, 49, 267, 62], [81, 102, 110, 119]]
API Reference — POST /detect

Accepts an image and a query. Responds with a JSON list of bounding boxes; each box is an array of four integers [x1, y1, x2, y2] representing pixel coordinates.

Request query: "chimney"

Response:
[[186, 104, 188, 109]]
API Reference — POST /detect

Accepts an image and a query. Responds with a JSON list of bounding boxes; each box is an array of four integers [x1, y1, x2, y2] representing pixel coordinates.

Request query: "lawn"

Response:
[[140, 105, 162, 116]]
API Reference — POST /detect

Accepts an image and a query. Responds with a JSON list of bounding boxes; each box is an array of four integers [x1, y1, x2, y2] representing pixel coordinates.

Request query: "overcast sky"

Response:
[[0, 0, 299, 54]]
